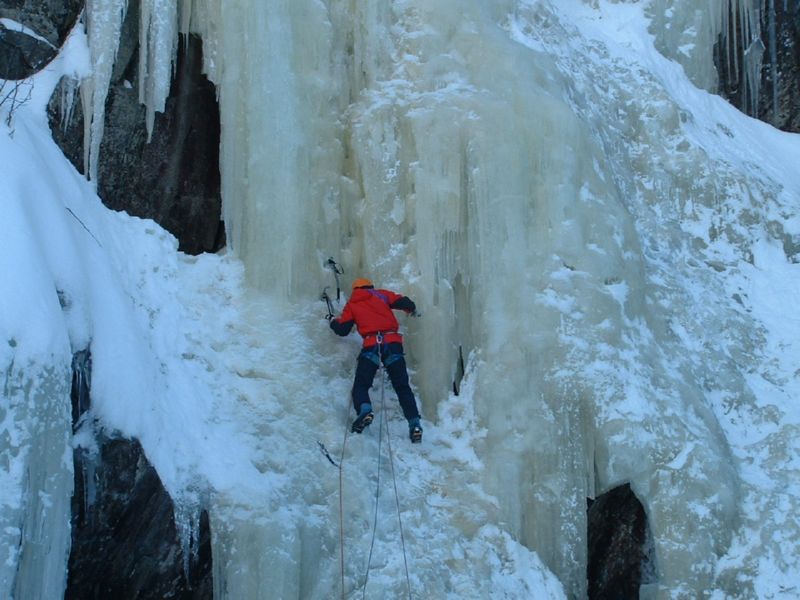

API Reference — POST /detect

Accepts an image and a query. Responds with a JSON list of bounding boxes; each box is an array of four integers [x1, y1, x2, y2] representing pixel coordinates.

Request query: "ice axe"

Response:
[[321, 286, 335, 320], [325, 257, 344, 301]]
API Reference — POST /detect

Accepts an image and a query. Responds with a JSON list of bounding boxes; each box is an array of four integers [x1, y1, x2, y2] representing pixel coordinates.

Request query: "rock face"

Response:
[[0, 0, 82, 79], [68, 349, 212, 600], [4, 4, 222, 596], [587, 484, 655, 600], [68, 437, 213, 600], [47, 3, 224, 255], [758, 1, 800, 131], [0, 25, 55, 80], [716, 1, 800, 132]]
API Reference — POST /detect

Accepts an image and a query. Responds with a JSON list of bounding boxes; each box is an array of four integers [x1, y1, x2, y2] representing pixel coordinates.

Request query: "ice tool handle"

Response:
[[322, 287, 335, 320], [325, 257, 344, 301]]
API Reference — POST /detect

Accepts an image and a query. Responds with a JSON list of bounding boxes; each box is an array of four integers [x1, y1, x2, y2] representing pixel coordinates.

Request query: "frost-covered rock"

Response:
[[0, 0, 82, 80]]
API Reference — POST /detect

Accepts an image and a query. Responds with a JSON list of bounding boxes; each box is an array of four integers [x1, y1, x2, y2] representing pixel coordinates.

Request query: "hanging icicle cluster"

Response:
[[714, 0, 765, 116], [138, 0, 179, 141], [81, 0, 222, 183], [648, 0, 778, 119], [82, 0, 127, 183]]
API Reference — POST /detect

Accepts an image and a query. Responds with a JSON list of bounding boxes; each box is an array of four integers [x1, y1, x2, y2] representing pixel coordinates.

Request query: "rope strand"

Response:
[[341, 339, 414, 599], [362, 366, 386, 599], [385, 409, 413, 599], [338, 400, 351, 600]]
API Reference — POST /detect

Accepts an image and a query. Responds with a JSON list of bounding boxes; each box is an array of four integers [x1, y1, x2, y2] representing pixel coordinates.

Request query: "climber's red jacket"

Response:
[[330, 287, 416, 347]]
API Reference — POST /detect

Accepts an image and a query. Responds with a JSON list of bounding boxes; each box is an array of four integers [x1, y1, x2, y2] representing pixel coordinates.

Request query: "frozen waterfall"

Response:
[[176, 0, 746, 596], [4, 0, 800, 598]]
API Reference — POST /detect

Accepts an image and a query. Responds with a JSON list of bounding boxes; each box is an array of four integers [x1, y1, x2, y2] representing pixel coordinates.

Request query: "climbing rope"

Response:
[[362, 338, 413, 600], [362, 363, 386, 599], [331, 335, 414, 599], [385, 402, 413, 600], [338, 401, 351, 600]]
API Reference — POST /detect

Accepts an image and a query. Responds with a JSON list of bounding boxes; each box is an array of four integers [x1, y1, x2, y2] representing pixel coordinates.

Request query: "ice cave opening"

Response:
[[586, 483, 656, 600]]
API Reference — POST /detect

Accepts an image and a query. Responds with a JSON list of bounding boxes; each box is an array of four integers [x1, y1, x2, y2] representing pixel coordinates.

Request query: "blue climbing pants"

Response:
[[352, 342, 420, 421]]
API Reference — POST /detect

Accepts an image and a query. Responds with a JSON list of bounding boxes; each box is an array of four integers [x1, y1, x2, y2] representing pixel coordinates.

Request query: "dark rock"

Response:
[[757, 1, 800, 131], [587, 484, 655, 600], [48, 16, 224, 255], [716, 1, 800, 132], [0, 24, 55, 79], [68, 437, 213, 600], [68, 348, 213, 600], [0, 0, 82, 78], [0, 0, 83, 46]]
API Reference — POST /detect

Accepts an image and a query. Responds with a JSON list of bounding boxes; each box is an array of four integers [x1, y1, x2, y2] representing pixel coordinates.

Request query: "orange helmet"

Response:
[[352, 277, 373, 289]]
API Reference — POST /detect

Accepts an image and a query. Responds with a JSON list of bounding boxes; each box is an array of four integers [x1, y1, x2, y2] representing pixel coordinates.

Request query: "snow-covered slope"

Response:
[[2, 1, 800, 598]]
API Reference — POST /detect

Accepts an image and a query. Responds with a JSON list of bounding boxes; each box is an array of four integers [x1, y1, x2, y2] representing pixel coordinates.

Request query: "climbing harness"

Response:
[[361, 332, 403, 366]]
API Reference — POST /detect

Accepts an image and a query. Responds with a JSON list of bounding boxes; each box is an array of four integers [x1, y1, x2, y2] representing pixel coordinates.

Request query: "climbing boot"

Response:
[[351, 403, 374, 433], [408, 417, 423, 443]]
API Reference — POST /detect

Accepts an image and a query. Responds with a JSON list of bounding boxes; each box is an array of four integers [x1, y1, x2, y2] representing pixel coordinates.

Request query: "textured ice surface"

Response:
[[6, 0, 799, 598]]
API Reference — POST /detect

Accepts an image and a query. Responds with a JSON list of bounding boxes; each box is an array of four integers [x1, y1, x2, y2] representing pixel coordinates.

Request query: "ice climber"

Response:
[[328, 278, 423, 443]]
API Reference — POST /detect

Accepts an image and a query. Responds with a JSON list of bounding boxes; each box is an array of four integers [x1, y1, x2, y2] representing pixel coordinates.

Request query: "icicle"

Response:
[[179, 0, 193, 33], [180, 0, 222, 85], [731, 0, 740, 83], [58, 76, 80, 131], [741, 0, 765, 117], [767, 0, 778, 122], [708, 0, 768, 116], [82, 0, 127, 182], [173, 491, 203, 581], [138, 0, 179, 141]]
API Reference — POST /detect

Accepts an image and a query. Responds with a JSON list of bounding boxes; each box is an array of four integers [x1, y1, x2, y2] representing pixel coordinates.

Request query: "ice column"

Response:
[[514, 3, 743, 595], [0, 361, 73, 599], [176, 0, 744, 596], [178, 0, 222, 84], [199, 0, 602, 595], [336, 1, 605, 595], [83, 0, 182, 175], [209, 0, 349, 298], [139, 0, 179, 140], [82, 0, 127, 182]]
